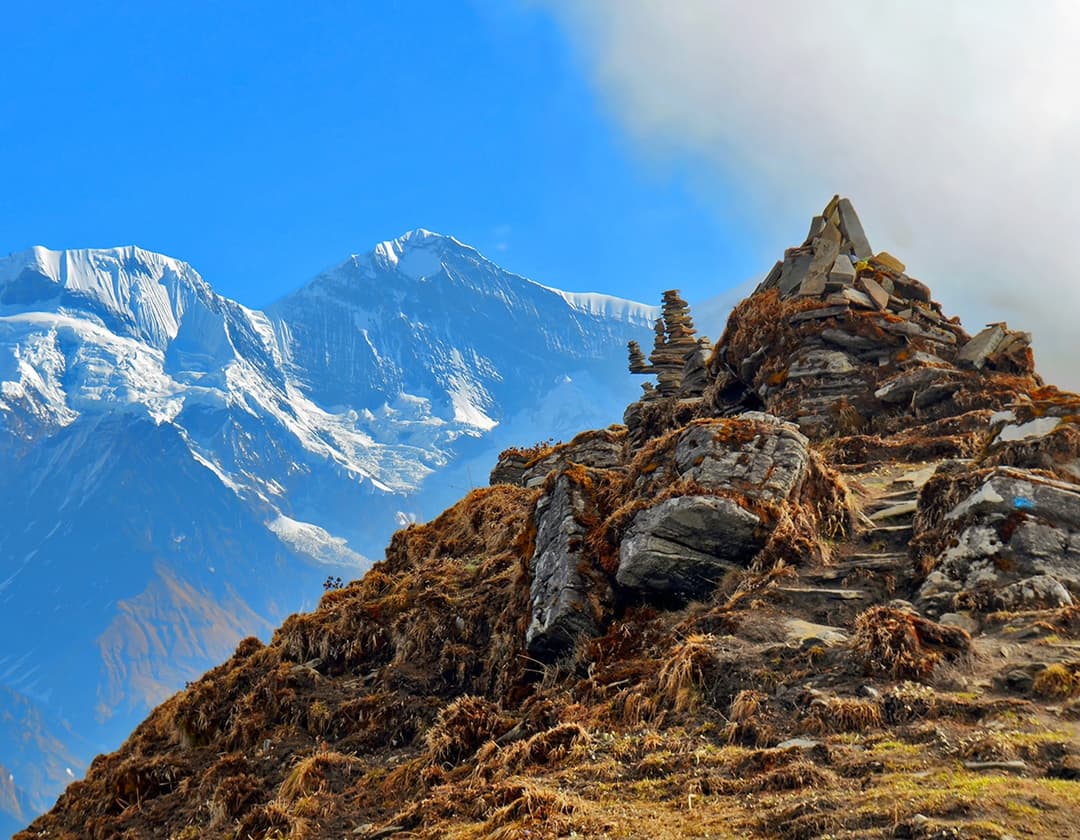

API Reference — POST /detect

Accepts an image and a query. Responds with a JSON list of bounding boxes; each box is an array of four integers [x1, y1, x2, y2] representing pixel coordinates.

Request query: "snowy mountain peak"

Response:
[[0, 245, 213, 349], [367, 228, 473, 279]]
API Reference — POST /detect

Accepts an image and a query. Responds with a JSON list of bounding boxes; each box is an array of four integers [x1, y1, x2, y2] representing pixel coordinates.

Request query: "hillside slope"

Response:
[[18, 199, 1080, 840]]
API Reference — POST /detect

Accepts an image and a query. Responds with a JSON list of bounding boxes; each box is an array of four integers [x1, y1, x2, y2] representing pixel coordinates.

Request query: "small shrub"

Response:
[[1033, 664, 1079, 699]]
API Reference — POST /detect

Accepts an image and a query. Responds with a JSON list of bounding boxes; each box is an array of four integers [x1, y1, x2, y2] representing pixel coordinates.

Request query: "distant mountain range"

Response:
[[0, 231, 658, 832]]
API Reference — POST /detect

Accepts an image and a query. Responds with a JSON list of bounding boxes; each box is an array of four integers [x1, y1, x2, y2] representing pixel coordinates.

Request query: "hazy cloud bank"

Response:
[[544, 1, 1080, 388]]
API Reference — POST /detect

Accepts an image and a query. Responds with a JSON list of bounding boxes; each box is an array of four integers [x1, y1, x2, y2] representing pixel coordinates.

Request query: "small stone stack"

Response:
[[627, 289, 702, 398], [627, 340, 650, 373]]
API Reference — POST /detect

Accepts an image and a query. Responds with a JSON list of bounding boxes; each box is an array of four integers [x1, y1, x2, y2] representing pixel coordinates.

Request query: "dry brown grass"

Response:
[[803, 697, 883, 734], [277, 751, 364, 802], [853, 605, 972, 680], [424, 695, 508, 764]]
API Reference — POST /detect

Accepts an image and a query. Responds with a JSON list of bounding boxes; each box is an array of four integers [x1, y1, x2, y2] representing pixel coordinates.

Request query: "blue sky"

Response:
[[0, 1, 766, 309]]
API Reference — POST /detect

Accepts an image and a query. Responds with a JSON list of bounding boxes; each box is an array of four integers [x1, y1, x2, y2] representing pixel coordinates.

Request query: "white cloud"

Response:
[[543, 0, 1080, 388]]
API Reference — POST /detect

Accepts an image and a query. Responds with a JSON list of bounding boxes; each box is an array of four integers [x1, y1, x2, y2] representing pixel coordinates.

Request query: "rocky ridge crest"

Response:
[[19, 199, 1080, 840]]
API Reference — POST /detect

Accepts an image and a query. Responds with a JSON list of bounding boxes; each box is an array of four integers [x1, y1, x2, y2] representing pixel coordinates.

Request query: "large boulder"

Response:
[[617, 414, 825, 599], [616, 496, 763, 596], [672, 413, 811, 504], [916, 467, 1080, 614]]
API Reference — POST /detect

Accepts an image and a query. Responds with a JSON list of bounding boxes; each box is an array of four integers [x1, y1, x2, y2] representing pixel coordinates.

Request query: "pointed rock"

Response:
[[837, 198, 873, 260], [804, 215, 826, 245]]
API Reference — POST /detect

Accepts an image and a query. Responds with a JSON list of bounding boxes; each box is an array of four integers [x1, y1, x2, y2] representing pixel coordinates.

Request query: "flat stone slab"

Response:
[[777, 737, 821, 750], [789, 305, 850, 324], [782, 618, 849, 646], [821, 328, 875, 350], [829, 254, 857, 285], [776, 586, 866, 601], [870, 500, 918, 520], [858, 276, 890, 310], [827, 288, 875, 309]]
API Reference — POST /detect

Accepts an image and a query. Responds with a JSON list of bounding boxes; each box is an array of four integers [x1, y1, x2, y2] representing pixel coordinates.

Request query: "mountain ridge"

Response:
[[0, 232, 654, 833]]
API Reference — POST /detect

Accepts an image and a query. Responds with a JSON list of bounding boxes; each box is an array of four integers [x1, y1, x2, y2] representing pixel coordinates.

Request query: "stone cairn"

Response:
[[627, 289, 703, 398], [759, 194, 1032, 366]]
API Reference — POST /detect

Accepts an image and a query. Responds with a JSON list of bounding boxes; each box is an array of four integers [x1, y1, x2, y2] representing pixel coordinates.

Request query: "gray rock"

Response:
[[958, 324, 1007, 370], [808, 221, 842, 279], [781, 615, 853, 644], [787, 349, 857, 380], [876, 316, 957, 345], [778, 250, 813, 297], [756, 260, 783, 294], [490, 454, 529, 486], [938, 612, 980, 633], [821, 328, 876, 351], [672, 418, 811, 504], [828, 287, 875, 309], [858, 276, 890, 310], [678, 339, 712, 397], [996, 575, 1073, 610], [874, 367, 959, 406], [617, 495, 764, 596], [804, 215, 826, 244], [917, 468, 1080, 611], [519, 432, 625, 488], [892, 274, 932, 302], [740, 345, 769, 382], [526, 473, 601, 657], [837, 198, 873, 259], [777, 737, 820, 750], [798, 273, 827, 296], [789, 304, 850, 324]]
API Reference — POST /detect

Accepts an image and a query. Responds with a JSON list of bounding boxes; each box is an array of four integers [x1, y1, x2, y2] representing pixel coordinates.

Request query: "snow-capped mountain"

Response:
[[0, 232, 655, 832]]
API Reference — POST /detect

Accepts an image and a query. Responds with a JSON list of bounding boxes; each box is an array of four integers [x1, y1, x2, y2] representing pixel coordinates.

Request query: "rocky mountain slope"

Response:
[[0, 236, 652, 834], [17, 198, 1080, 839]]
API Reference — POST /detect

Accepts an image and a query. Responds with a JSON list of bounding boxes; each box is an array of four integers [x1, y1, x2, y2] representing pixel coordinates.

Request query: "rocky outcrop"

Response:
[[915, 467, 1080, 614], [616, 495, 763, 596], [682, 196, 1039, 446], [490, 428, 626, 489], [671, 414, 810, 503], [526, 471, 606, 657]]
